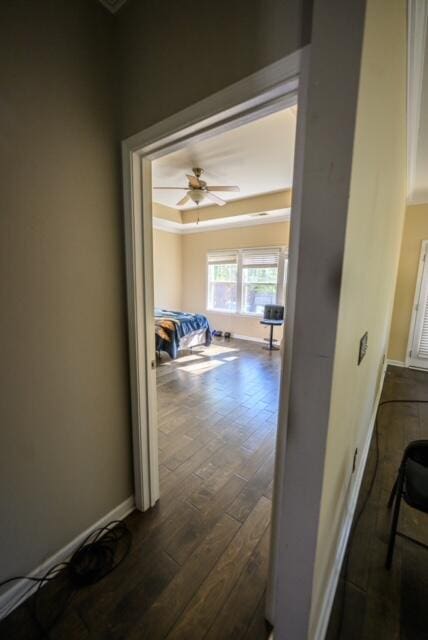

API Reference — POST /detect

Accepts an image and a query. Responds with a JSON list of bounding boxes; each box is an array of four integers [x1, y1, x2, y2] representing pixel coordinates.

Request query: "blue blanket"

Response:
[[155, 309, 212, 358]]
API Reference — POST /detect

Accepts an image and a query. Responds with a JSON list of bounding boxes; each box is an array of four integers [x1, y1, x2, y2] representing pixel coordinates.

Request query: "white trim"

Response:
[[207, 245, 287, 256], [122, 50, 302, 512], [152, 210, 291, 235], [152, 217, 183, 234], [312, 363, 387, 640], [408, 364, 428, 372], [386, 359, 406, 368], [268, 6, 369, 630], [0, 496, 134, 621], [407, 0, 428, 203], [207, 310, 266, 319], [122, 149, 158, 512], [406, 240, 428, 367], [232, 333, 267, 344]]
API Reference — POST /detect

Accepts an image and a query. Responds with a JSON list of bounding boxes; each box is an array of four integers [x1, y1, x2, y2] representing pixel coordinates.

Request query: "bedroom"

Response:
[[145, 106, 296, 630], [152, 107, 295, 359]]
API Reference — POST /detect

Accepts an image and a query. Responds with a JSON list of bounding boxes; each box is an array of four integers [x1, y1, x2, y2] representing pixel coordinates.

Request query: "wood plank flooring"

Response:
[[327, 364, 428, 640], [6, 351, 428, 640], [0, 338, 279, 640]]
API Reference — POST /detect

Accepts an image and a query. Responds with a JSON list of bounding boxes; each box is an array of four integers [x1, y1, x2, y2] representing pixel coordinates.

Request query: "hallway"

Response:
[[328, 365, 428, 640]]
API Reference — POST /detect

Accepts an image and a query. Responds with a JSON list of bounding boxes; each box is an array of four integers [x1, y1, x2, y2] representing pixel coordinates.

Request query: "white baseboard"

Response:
[[312, 364, 386, 640], [386, 359, 406, 368], [232, 333, 274, 344], [0, 495, 135, 621]]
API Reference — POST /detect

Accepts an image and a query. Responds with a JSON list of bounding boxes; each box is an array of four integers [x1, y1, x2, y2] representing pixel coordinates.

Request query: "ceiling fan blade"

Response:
[[206, 186, 240, 192], [153, 186, 187, 190], [204, 192, 226, 206], [176, 193, 191, 207], [186, 174, 201, 189]]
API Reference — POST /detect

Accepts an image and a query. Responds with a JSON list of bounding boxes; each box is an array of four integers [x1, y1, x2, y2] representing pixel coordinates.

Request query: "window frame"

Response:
[[206, 246, 288, 317], [206, 252, 239, 313]]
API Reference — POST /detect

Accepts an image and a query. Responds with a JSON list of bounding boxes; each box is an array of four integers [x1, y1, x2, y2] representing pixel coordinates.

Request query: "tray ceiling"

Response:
[[152, 106, 297, 211]]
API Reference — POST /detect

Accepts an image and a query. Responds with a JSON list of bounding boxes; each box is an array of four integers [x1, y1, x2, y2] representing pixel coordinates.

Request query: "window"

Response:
[[207, 252, 238, 312], [207, 247, 287, 315], [241, 249, 281, 314]]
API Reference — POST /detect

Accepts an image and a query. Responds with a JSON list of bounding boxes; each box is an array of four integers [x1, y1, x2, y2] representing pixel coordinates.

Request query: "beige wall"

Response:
[[182, 223, 290, 340], [153, 229, 183, 310], [182, 191, 292, 226], [310, 0, 407, 633], [0, 1, 132, 581], [389, 204, 428, 362], [116, 0, 312, 138], [153, 202, 182, 224]]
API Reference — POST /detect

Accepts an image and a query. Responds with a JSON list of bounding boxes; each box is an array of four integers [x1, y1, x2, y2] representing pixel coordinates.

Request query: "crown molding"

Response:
[[98, 0, 128, 14], [407, 0, 428, 201], [153, 210, 291, 235]]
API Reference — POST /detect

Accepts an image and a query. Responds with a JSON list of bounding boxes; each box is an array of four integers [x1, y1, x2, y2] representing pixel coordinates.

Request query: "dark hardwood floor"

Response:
[[327, 364, 428, 640], [1, 338, 279, 639]]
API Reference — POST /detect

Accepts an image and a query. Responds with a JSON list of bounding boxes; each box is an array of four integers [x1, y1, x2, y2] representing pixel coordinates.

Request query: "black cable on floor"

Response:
[[337, 398, 428, 638], [0, 520, 132, 639]]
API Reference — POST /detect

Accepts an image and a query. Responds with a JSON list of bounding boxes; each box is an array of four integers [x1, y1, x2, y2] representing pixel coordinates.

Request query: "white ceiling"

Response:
[[152, 107, 297, 210]]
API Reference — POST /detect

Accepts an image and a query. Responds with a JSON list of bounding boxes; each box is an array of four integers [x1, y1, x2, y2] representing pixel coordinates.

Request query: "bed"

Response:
[[154, 309, 212, 359]]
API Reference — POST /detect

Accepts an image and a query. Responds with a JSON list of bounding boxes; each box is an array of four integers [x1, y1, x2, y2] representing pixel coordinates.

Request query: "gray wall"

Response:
[[0, 0, 312, 584], [0, 0, 133, 580], [116, 0, 312, 138]]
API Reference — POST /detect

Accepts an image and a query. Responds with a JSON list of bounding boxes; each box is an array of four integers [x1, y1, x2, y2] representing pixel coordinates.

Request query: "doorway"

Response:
[[150, 108, 296, 532], [122, 48, 306, 635], [408, 240, 428, 369]]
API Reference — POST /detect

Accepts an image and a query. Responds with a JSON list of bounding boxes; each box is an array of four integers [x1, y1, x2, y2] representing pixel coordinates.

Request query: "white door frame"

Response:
[[122, 46, 311, 635], [406, 240, 428, 368], [122, 47, 306, 512]]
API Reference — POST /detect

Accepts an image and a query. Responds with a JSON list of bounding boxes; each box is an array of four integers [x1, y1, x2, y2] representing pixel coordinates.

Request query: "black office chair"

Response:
[[260, 304, 284, 351], [386, 440, 428, 569]]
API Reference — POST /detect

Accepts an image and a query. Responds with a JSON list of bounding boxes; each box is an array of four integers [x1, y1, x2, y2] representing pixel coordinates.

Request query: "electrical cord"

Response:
[[0, 520, 132, 638], [337, 398, 428, 638]]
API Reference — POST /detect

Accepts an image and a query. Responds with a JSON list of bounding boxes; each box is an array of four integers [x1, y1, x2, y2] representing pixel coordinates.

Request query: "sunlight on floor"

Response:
[[194, 344, 239, 357], [174, 354, 204, 364], [179, 359, 225, 374]]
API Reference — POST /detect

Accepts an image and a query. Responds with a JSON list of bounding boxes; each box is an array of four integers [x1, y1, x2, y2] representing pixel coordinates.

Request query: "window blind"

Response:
[[241, 248, 281, 268], [416, 296, 428, 359], [207, 251, 238, 265]]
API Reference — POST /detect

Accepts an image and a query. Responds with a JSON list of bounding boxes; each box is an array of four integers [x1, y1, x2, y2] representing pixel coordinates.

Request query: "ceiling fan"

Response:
[[153, 167, 240, 207]]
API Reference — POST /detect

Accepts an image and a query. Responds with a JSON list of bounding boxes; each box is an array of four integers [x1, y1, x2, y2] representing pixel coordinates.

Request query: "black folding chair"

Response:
[[386, 439, 428, 569]]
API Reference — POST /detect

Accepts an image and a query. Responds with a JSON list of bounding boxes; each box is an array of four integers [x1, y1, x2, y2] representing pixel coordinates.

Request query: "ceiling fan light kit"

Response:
[[189, 189, 205, 205], [154, 167, 240, 209]]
